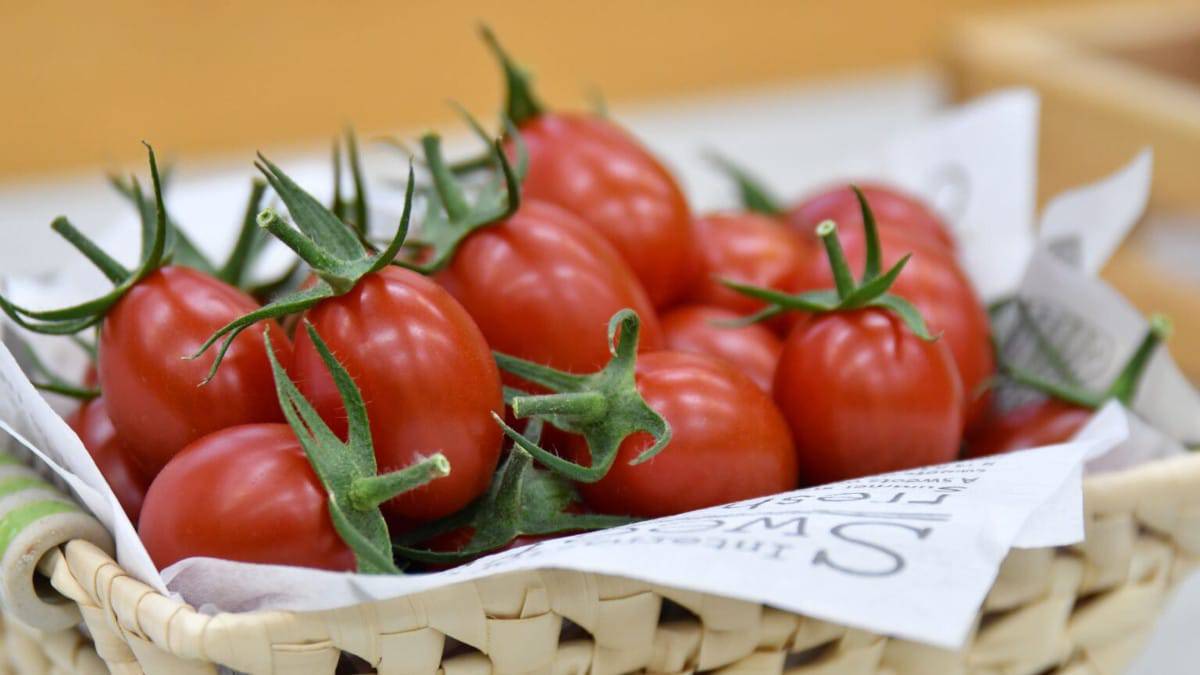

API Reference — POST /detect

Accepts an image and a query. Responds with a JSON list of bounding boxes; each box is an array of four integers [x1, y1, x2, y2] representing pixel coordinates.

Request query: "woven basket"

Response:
[[0, 450, 1197, 675]]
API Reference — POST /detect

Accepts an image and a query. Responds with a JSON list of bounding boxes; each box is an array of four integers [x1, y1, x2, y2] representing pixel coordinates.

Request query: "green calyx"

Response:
[[330, 128, 370, 243], [110, 161, 273, 290], [706, 152, 785, 216], [7, 332, 98, 401], [189, 153, 417, 382], [480, 24, 544, 127], [266, 321, 451, 574], [1001, 313, 1173, 409], [722, 186, 934, 340], [491, 309, 672, 483], [0, 143, 169, 336], [395, 115, 524, 274], [393, 419, 637, 565]]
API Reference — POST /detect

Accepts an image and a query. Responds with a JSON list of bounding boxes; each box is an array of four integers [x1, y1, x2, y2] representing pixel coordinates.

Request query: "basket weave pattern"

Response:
[[5, 452, 1200, 675]]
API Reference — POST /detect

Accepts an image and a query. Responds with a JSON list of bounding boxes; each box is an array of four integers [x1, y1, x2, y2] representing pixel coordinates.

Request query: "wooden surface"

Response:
[[0, 0, 1100, 178]]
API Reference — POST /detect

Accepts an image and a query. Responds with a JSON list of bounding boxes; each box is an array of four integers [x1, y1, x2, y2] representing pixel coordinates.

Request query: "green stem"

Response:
[[33, 381, 100, 400], [50, 217, 130, 284], [480, 24, 544, 126], [349, 454, 451, 512], [511, 391, 608, 422], [345, 128, 369, 237], [851, 186, 882, 281], [421, 134, 470, 221], [816, 221, 856, 300], [256, 209, 353, 292], [1105, 314, 1172, 405], [218, 179, 269, 286], [705, 152, 785, 216], [1002, 365, 1103, 409]]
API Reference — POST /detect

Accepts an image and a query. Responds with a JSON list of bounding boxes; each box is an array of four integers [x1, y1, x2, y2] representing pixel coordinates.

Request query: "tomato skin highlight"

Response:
[[661, 305, 782, 392], [797, 226, 994, 431], [98, 266, 292, 478], [138, 424, 355, 571], [965, 399, 1092, 458], [788, 183, 954, 251], [511, 113, 696, 308], [568, 351, 797, 517], [687, 212, 815, 328], [66, 397, 149, 523], [775, 309, 964, 485], [292, 266, 504, 523], [435, 199, 663, 385]]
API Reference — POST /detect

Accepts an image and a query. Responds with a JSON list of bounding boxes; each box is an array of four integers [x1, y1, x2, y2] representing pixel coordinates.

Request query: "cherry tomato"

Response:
[[98, 266, 292, 477], [138, 424, 354, 571], [511, 113, 696, 308], [66, 397, 149, 523], [798, 226, 994, 431], [775, 309, 963, 485], [660, 305, 781, 392], [435, 200, 663, 386], [788, 183, 954, 250], [687, 212, 816, 332], [292, 266, 503, 523], [567, 351, 797, 517], [965, 399, 1092, 457]]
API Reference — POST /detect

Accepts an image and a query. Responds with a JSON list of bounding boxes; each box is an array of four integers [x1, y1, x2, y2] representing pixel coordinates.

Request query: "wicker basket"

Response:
[[0, 448, 1195, 675]]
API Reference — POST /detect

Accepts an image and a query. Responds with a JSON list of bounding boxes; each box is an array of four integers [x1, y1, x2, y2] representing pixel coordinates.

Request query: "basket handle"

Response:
[[0, 451, 113, 630]]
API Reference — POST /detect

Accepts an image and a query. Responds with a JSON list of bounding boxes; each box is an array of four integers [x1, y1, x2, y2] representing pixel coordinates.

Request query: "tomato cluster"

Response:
[[6, 29, 1161, 575]]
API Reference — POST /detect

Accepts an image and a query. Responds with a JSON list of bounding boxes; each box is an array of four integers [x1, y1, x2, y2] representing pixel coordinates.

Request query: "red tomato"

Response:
[[965, 399, 1092, 458], [435, 200, 663, 386], [511, 113, 695, 308], [797, 226, 994, 431], [138, 424, 354, 571], [66, 397, 149, 523], [660, 305, 782, 392], [567, 351, 797, 517], [292, 266, 503, 523], [687, 212, 816, 331], [775, 309, 964, 485], [788, 183, 954, 250], [98, 266, 292, 477]]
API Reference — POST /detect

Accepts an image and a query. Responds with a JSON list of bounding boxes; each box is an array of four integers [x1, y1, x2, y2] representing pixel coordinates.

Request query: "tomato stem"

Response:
[[50, 217, 130, 284], [511, 391, 608, 422], [217, 179, 269, 287], [1106, 314, 1172, 404], [0, 144, 169, 335], [851, 185, 883, 281], [480, 24, 544, 127], [422, 134, 471, 221], [492, 309, 671, 483], [817, 221, 856, 299], [256, 209, 355, 293], [705, 152, 786, 216], [349, 454, 451, 512], [720, 188, 935, 341]]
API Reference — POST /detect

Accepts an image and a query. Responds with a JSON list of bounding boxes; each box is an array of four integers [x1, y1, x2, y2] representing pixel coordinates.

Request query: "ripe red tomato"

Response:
[[775, 309, 964, 485], [797, 226, 994, 431], [566, 351, 797, 517], [292, 266, 503, 523], [965, 399, 1092, 457], [686, 212, 816, 330], [511, 113, 695, 308], [138, 424, 354, 571], [788, 183, 954, 250], [98, 265, 292, 477], [435, 200, 663, 384], [660, 305, 781, 392], [66, 397, 149, 523]]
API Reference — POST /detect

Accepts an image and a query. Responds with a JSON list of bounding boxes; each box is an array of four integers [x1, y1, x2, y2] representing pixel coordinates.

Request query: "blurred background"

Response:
[[1, 1, 1199, 669], [2, 0, 1198, 379]]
